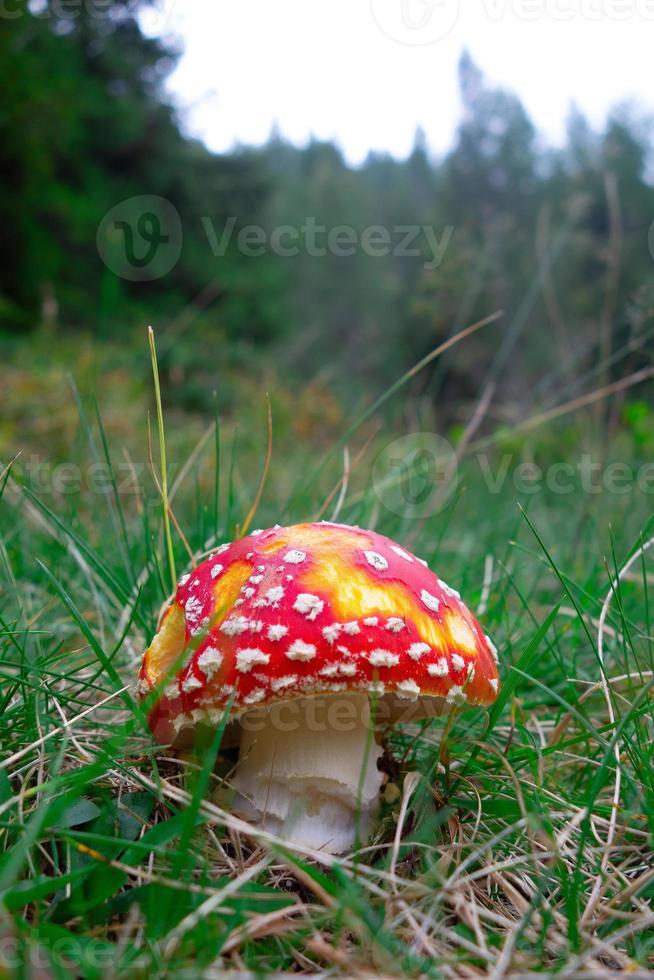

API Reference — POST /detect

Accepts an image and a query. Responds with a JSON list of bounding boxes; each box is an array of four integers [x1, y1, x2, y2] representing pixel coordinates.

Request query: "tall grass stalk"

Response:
[[148, 325, 177, 592]]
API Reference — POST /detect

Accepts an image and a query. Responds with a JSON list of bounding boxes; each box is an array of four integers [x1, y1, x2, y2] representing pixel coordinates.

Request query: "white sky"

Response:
[[143, 0, 654, 164]]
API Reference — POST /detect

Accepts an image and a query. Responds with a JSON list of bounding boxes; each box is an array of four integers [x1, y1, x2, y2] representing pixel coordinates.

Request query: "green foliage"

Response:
[[2, 6, 654, 420], [1, 370, 654, 974], [0, 1, 286, 344]]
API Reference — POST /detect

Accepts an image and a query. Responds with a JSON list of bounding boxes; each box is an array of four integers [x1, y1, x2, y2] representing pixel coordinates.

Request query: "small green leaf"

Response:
[[56, 799, 102, 829]]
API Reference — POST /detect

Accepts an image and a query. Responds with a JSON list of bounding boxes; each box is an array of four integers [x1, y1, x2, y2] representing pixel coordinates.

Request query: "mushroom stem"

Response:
[[231, 693, 383, 854]]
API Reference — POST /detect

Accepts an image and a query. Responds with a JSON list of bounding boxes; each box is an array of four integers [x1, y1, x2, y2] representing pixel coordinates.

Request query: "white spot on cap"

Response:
[[485, 634, 499, 663], [343, 621, 360, 635], [256, 565, 265, 572], [369, 680, 386, 694], [438, 578, 461, 600], [215, 543, 230, 554], [408, 642, 430, 661], [427, 658, 449, 677], [251, 529, 264, 537], [417, 557, 429, 567], [283, 549, 306, 564], [338, 663, 357, 676], [446, 685, 467, 706], [248, 619, 264, 633], [185, 595, 203, 622], [368, 649, 400, 668], [390, 545, 414, 563], [386, 617, 406, 633], [293, 593, 324, 621], [420, 590, 440, 613], [267, 624, 288, 642], [172, 714, 191, 733], [490, 677, 498, 692], [220, 616, 249, 637], [210, 564, 224, 579], [236, 648, 270, 673], [197, 646, 223, 676], [396, 678, 420, 699], [365, 550, 388, 571], [451, 654, 466, 672], [266, 586, 284, 606], [363, 617, 379, 627], [182, 674, 203, 693], [249, 574, 264, 585], [319, 663, 339, 677], [286, 639, 317, 661], [322, 624, 341, 644], [164, 682, 179, 700], [178, 573, 191, 586], [271, 675, 298, 692], [242, 587, 255, 599], [244, 688, 265, 705]]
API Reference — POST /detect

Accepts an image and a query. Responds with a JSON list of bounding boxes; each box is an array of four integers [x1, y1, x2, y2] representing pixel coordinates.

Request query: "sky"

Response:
[[142, 0, 654, 165]]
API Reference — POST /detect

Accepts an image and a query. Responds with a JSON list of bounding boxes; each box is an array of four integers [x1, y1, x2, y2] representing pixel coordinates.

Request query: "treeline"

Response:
[[2, 1, 654, 413]]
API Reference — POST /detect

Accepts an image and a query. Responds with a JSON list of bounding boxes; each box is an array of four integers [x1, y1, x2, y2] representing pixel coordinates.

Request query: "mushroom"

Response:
[[138, 522, 500, 853]]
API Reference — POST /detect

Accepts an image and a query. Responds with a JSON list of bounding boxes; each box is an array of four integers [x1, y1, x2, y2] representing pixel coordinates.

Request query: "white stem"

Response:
[[231, 693, 383, 854]]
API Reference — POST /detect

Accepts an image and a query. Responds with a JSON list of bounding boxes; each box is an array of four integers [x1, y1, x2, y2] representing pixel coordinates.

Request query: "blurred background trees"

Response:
[[1, 1, 653, 426]]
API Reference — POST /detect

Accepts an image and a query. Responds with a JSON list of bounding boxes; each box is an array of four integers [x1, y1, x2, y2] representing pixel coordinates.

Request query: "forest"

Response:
[[3, 0, 654, 426]]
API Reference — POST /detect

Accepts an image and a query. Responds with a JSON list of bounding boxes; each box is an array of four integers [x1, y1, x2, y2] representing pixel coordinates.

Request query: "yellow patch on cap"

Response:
[[261, 523, 373, 557], [143, 603, 186, 687], [144, 560, 253, 690], [213, 560, 253, 616], [301, 555, 450, 654], [445, 612, 478, 655]]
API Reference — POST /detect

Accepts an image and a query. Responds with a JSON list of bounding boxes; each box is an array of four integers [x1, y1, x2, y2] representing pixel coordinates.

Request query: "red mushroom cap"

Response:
[[138, 522, 500, 742]]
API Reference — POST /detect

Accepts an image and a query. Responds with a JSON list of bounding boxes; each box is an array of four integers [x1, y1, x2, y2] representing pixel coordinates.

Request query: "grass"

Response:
[[1, 328, 654, 977]]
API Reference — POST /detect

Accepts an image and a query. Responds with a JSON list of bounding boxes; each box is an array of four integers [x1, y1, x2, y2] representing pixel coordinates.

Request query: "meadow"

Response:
[[1, 323, 654, 977]]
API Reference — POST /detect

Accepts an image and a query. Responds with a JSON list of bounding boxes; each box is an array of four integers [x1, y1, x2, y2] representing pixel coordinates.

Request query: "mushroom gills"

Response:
[[231, 693, 383, 854]]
